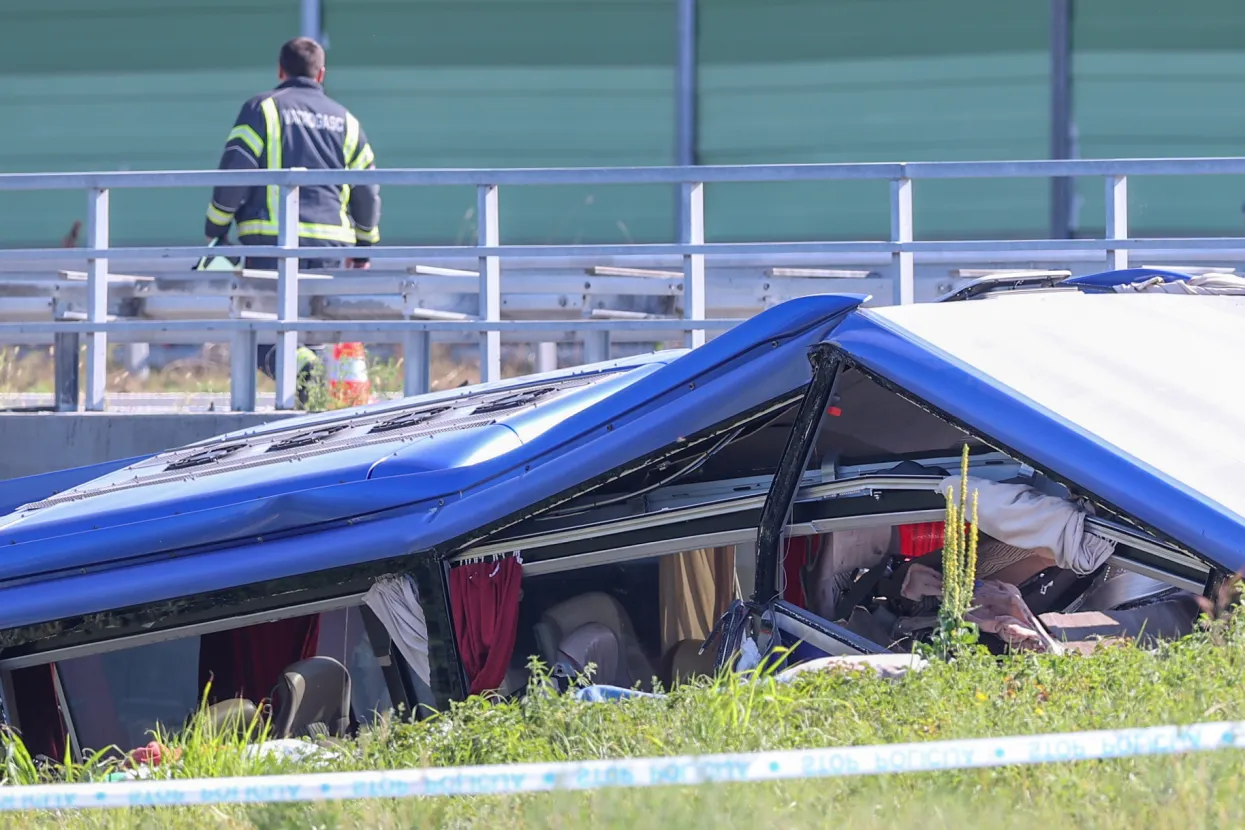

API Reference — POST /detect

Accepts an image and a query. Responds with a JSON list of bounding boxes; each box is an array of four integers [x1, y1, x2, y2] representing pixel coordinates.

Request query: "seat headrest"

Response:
[[202, 698, 262, 739], [535, 591, 655, 691], [539, 591, 635, 647], [270, 656, 352, 740]]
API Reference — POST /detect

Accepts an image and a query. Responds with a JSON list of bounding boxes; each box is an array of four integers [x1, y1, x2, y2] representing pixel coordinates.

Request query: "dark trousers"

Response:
[[243, 256, 342, 271], [256, 344, 317, 408]]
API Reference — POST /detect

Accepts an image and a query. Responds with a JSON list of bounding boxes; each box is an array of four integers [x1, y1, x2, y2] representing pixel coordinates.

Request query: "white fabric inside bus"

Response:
[[1111, 274, 1245, 295], [940, 475, 1116, 575], [363, 576, 431, 686], [871, 294, 1245, 523]]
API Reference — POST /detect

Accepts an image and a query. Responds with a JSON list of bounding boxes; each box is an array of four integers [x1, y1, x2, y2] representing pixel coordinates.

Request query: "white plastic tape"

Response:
[[2, 720, 1242, 811]]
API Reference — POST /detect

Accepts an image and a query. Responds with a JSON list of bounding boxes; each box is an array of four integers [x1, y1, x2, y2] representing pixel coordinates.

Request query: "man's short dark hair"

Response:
[[279, 37, 325, 79]]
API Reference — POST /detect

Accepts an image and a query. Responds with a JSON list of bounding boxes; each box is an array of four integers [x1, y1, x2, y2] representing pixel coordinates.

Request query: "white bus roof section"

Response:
[[868, 293, 1245, 524]]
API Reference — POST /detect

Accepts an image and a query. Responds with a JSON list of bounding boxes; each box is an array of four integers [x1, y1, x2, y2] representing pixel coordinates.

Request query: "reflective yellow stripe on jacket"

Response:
[[349, 144, 374, 171], [205, 202, 233, 227], [236, 97, 282, 238], [342, 113, 378, 242], [235, 98, 359, 244], [227, 124, 264, 157]]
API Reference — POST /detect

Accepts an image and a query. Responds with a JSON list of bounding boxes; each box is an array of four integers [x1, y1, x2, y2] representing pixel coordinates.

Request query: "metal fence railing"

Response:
[[3, 157, 1245, 412]]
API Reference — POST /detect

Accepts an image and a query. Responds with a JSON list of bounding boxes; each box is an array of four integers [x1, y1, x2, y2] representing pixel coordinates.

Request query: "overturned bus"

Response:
[[0, 267, 1240, 762]]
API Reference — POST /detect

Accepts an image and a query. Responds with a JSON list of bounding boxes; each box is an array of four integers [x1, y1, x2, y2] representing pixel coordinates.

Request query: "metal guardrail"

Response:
[[2, 157, 1244, 412]]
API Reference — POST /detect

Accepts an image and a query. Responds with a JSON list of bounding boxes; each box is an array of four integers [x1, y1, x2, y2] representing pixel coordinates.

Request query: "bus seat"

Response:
[[532, 591, 654, 691], [202, 698, 262, 738], [269, 656, 352, 739]]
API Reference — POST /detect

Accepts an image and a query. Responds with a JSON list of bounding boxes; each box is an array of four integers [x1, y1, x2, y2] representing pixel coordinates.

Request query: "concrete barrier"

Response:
[[0, 412, 302, 480]]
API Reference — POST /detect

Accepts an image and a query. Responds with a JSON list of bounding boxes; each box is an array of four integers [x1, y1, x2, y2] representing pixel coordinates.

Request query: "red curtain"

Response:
[[198, 615, 321, 706], [450, 558, 522, 696], [781, 534, 823, 609], [8, 665, 65, 761]]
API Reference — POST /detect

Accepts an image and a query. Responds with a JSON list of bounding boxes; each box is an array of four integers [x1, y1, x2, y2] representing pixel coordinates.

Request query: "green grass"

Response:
[[6, 614, 1245, 829]]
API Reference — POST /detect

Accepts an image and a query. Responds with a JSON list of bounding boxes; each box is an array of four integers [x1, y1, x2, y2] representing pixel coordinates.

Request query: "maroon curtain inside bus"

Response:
[[9, 664, 65, 761], [450, 558, 522, 695], [198, 615, 321, 705], [781, 534, 823, 609]]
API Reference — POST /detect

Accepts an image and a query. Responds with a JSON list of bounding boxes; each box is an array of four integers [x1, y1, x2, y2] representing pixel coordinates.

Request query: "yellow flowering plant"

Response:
[[927, 444, 982, 660]]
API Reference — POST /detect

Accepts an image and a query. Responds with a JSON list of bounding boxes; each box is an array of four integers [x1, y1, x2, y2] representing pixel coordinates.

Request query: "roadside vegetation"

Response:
[[0, 344, 494, 407], [4, 609, 1245, 829]]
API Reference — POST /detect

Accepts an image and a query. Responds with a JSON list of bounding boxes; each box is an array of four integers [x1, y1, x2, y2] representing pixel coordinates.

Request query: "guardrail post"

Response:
[[229, 335, 258, 411], [124, 343, 150, 382], [477, 184, 501, 383], [53, 332, 80, 412], [584, 330, 611, 365], [1106, 174, 1128, 270], [536, 342, 557, 373], [403, 330, 431, 397], [275, 183, 300, 410], [229, 284, 258, 412], [890, 177, 914, 304], [682, 181, 706, 348], [84, 188, 109, 410]]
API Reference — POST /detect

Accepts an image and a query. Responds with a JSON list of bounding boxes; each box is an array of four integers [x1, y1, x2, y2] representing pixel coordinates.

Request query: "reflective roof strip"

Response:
[[520, 509, 947, 578], [1085, 517, 1210, 590], [453, 475, 950, 562], [459, 476, 1196, 577]]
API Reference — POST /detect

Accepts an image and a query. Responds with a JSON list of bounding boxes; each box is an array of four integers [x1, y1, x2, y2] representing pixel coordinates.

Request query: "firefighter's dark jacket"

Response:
[[204, 77, 380, 253]]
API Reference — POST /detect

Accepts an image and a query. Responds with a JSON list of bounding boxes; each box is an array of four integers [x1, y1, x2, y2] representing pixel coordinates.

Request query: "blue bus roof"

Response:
[[0, 294, 863, 629], [4, 283, 1240, 632]]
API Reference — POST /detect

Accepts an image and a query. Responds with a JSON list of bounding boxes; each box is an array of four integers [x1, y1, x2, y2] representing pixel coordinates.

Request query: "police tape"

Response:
[[2, 719, 1243, 812]]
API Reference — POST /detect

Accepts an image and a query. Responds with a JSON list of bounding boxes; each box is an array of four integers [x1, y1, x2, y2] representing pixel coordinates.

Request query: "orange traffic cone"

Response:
[[326, 342, 372, 408]]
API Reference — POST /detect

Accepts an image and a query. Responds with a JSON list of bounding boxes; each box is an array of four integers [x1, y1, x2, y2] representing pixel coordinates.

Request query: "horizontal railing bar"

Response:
[[126, 274, 688, 296], [6, 238, 1245, 263], [0, 164, 905, 191], [11, 250, 1245, 275], [7, 158, 1245, 191], [0, 318, 742, 335], [0, 332, 709, 347], [900, 158, 1245, 179], [0, 243, 891, 261]]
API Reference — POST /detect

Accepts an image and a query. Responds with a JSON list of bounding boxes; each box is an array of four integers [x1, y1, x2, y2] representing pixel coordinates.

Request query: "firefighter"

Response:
[[202, 36, 381, 406]]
